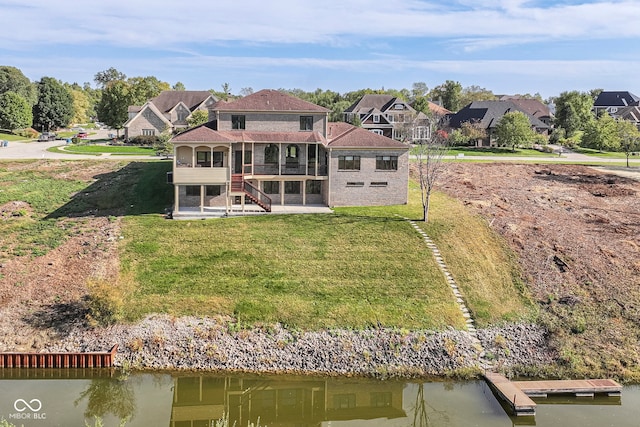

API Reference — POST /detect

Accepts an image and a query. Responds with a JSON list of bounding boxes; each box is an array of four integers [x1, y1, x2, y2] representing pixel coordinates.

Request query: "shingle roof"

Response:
[[326, 122, 408, 149], [594, 91, 640, 107], [613, 106, 640, 122], [171, 123, 325, 144], [170, 122, 235, 143], [448, 101, 549, 129], [212, 89, 330, 113], [150, 91, 215, 113], [500, 98, 551, 118], [344, 94, 415, 115]]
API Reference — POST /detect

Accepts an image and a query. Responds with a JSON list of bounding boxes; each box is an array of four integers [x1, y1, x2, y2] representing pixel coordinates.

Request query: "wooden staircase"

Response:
[[231, 174, 272, 212]]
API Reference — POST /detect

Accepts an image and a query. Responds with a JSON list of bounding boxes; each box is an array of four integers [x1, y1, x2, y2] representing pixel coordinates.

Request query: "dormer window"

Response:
[[373, 114, 380, 123], [394, 103, 404, 110]]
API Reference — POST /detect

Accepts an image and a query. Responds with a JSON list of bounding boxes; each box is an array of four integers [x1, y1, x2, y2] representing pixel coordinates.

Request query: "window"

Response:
[[373, 114, 380, 123], [265, 144, 279, 163], [370, 181, 388, 187], [306, 180, 321, 194], [346, 182, 364, 187], [286, 144, 299, 159], [413, 126, 430, 140], [177, 109, 188, 121], [300, 116, 313, 131], [263, 181, 279, 194], [387, 114, 395, 123], [142, 129, 155, 136], [213, 151, 223, 167], [205, 185, 221, 196], [371, 392, 392, 407], [333, 394, 356, 409], [185, 185, 200, 196], [376, 155, 398, 170], [371, 129, 383, 135], [197, 151, 211, 167], [307, 144, 317, 160], [285, 181, 301, 194], [231, 115, 246, 130], [394, 103, 404, 109], [338, 155, 360, 170]]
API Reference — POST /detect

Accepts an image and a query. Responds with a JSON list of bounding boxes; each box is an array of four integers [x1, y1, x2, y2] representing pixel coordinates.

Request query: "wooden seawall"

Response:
[[0, 345, 118, 369], [484, 372, 622, 417]]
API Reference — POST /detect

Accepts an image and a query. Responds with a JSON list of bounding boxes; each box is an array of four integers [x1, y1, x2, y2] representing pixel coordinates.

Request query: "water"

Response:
[[0, 370, 637, 427]]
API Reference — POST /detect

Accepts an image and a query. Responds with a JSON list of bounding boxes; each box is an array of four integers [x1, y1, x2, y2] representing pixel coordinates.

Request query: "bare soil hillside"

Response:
[[437, 163, 640, 377]]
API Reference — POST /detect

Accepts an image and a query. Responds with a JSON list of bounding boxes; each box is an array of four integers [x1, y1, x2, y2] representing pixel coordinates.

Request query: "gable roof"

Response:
[[150, 90, 216, 113], [170, 122, 236, 143], [171, 122, 326, 144], [502, 98, 551, 119], [344, 94, 415, 115], [448, 101, 549, 130], [594, 91, 640, 108], [211, 89, 330, 113], [326, 122, 408, 149], [123, 101, 172, 128], [612, 105, 640, 122]]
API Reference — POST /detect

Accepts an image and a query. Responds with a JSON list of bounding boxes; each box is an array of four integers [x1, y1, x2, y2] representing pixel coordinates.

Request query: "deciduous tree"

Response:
[[0, 66, 36, 105], [493, 111, 535, 151], [96, 80, 131, 136], [128, 76, 170, 105], [617, 119, 640, 168], [582, 112, 619, 152], [0, 91, 32, 130], [32, 77, 74, 131], [94, 67, 127, 88], [554, 91, 594, 137], [415, 117, 450, 222], [429, 80, 462, 112], [186, 110, 209, 128]]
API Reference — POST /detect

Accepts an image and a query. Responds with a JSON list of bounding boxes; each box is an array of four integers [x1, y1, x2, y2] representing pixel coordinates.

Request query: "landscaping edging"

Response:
[[43, 315, 555, 378]]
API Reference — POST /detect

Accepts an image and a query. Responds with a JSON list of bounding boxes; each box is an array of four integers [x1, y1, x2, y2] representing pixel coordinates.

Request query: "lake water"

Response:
[[0, 369, 637, 427]]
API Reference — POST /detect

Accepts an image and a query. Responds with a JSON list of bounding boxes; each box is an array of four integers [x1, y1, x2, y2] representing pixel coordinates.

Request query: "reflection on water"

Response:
[[0, 369, 637, 427]]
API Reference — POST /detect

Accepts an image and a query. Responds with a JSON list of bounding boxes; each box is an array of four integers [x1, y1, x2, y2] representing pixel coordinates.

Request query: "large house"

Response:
[[169, 89, 409, 217], [593, 91, 640, 116], [343, 94, 446, 143], [124, 90, 218, 139], [447, 100, 550, 147]]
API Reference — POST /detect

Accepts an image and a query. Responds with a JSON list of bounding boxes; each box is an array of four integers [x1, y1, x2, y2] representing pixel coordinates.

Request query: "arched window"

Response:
[[264, 144, 279, 164]]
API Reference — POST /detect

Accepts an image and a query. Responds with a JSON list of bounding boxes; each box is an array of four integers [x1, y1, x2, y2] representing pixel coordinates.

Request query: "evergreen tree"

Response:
[[32, 77, 74, 131]]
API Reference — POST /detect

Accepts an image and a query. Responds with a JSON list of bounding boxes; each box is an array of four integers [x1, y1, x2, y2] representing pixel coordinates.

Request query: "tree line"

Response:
[[1, 65, 638, 158]]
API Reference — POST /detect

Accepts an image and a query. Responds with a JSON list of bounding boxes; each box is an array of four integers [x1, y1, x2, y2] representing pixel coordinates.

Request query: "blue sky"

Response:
[[1, 0, 639, 99]]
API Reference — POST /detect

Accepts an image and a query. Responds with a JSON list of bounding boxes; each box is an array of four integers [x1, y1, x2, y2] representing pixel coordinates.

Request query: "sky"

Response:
[[1, 0, 639, 99]]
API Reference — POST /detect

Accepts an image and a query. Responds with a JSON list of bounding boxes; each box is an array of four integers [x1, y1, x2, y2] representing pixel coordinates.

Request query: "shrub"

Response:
[[129, 135, 159, 146], [15, 128, 39, 139]]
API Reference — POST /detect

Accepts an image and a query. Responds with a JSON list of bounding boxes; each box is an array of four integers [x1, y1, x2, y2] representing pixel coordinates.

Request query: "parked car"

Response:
[[38, 132, 57, 142], [76, 132, 88, 138]]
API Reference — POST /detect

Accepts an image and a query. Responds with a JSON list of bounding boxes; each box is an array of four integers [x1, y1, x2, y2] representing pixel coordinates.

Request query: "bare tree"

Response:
[[415, 116, 450, 222]]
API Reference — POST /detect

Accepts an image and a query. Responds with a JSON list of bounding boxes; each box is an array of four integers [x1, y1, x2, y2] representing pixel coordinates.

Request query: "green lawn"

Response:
[[50, 144, 157, 156], [0, 132, 32, 141], [447, 147, 552, 157], [571, 147, 636, 158], [0, 159, 532, 331]]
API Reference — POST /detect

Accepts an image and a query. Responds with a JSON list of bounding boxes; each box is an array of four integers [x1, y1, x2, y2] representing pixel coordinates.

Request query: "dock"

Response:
[[484, 372, 622, 417], [0, 345, 118, 369]]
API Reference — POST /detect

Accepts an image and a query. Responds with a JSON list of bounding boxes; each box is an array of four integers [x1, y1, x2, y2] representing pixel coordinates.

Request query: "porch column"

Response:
[[280, 180, 284, 206], [174, 184, 180, 214], [302, 180, 307, 206], [315, 144, 319, 177], [278, 143, 282, 175], [191, 147, 195, 168], [199, 185, 204, 213]]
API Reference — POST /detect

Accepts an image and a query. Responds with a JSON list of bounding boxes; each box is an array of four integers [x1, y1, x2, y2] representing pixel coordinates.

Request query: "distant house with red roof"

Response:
[[124, 91, 218, 140], [169, 89, 409, 217]]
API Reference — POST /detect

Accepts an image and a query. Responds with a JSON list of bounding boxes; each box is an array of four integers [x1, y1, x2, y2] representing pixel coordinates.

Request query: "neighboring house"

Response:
[[169, 89, 409, 217], [124, 90, 218, 139], [343, 94, 446, 143], [447, 101, 550, 147], [610, 105, 640, 130], [498, 96, 553, 127], [593, 91, 640, 116]]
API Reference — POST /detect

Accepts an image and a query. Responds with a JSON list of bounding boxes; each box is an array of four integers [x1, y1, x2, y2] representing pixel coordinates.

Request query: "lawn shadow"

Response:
[[46, 161, 173, 219], [22, 301, 90, 337]]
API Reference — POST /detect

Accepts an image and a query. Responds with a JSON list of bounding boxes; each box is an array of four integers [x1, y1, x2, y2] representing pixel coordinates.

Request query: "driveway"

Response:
[[0, 138, 157, 160]]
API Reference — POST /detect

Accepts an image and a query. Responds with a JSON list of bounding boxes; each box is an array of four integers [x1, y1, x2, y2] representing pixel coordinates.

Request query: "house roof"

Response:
[[613, 106, 640, 122], [344, 94, 415, 115], [594, 91, 640, 108], [128, 106, 141, 114], [171, 123, 325, 144], [425, 101, 450, 116], [211, 89, 330, 113], [448, 101, 550, 129], [501, 98, 551, 119], [150, 90, 215, 113], [326, 122, 409, 149]]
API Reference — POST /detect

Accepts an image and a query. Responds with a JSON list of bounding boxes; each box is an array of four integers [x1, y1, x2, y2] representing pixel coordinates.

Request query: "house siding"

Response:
[[328, 149, 408, 207], [218, 113, 326, 135], [126, 108, 167, 139]]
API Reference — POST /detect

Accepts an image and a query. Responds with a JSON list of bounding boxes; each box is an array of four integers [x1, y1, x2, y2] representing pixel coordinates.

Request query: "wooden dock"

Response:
[[484, 372, 537, 416], [484, 372, 622, 417], [0, 345, 118, 369]]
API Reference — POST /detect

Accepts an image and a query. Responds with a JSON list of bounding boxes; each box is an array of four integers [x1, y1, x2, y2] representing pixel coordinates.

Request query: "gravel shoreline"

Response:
[[43, 315, 555, 377]]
